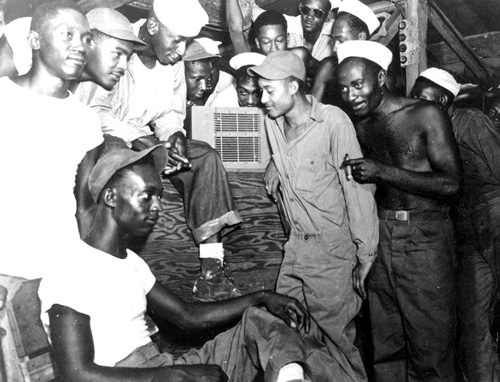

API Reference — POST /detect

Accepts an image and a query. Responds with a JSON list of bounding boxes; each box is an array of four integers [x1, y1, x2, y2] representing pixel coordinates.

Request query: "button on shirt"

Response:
[[266, 96, 379, 263]]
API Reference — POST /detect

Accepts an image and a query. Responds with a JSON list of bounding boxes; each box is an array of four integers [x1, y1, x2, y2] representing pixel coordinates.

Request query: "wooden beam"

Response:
[[428, 1, 491, 84], [403, 0, 428, 96], [77, 0, 135, 12]]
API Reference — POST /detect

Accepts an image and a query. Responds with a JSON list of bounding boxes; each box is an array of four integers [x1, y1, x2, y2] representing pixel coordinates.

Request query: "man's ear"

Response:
[[255, 37, 261, 50], [288, 79, 299, 96], [103, 188, 117, 208], [147, 16, 159, 36], [377, 69, 387, 87], [439, 94, 449, 109], [358, 31, 368, 41], [27, 30, 40, 50]]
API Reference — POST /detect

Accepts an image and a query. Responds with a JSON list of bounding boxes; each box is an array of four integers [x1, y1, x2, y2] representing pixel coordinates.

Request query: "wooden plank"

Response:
[[77, 0, 135, 12], [404, 0, 428, 96], [428, 31, 500, 64], [428, 1, 491, 84]]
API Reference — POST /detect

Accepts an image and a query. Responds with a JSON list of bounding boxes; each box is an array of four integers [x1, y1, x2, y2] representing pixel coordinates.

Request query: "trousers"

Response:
[[276, 228, 366, 382], [368, 209, 456, 382], [115, 307, 345, 382], [455, 194, 500, 382], [167, 139, 242, 244]]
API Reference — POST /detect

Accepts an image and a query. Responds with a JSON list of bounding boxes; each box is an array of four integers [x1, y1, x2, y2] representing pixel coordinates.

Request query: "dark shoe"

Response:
[[192, 258, 241, 302]]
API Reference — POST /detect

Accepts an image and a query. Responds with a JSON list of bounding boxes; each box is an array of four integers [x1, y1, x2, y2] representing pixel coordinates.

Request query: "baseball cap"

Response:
[[419, 67, 461, 97], [248, 50, 306, 82], [337, 40, 393, 71], [153, 0, 209, 38], [88, 145, 168, 203], [184, 39, 220, 62], [337, 0, 380, 35], [86, 8, 147, 48]]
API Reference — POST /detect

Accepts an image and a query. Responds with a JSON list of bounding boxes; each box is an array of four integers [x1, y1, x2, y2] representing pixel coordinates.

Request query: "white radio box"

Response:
[[190, 106, 271, 171]]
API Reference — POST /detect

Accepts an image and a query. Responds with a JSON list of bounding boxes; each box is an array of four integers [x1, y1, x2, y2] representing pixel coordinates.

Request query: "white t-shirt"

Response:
[[209, 85, 240, 107], [0, 77, 103, 279], [39, 244, 156, 367]]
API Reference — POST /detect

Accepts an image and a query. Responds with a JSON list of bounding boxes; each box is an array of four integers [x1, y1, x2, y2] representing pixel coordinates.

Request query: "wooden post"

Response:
[[403, 0, 428, 96]]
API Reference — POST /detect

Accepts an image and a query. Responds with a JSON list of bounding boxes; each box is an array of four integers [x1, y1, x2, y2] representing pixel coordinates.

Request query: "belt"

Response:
[[290, 231, 321, 241], [378, 208, 449, 222]]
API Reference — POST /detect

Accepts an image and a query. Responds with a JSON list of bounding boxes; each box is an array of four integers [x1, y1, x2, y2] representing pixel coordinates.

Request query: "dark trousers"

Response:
[[168, 139, 242, 244], [455, 194, 500, 382], [368, 210, 456, 382]]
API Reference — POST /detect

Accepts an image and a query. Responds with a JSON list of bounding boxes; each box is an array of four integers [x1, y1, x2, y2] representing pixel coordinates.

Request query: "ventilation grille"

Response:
[[213, 112, 262, 164]]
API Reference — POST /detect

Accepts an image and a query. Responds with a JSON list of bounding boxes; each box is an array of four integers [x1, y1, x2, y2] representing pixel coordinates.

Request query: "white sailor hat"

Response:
[[230, 52, 266, 70], [337, 0, 380, 35], [419, 67, 461, 97], [153, 0, 209, 37], [337, 40, 392, 71]]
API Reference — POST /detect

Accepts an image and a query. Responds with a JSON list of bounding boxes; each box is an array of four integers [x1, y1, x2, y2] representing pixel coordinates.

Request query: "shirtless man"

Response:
[[337, 41, 461, 382]]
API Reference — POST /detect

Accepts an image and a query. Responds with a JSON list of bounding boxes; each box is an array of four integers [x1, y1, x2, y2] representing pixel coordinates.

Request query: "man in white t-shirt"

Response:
[[39, 144, 347, 382], [0, 0, 103, 280]]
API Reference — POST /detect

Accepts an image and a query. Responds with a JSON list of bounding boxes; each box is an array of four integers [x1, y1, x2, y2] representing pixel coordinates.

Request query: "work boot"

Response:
[[192, 257, 241, 302]]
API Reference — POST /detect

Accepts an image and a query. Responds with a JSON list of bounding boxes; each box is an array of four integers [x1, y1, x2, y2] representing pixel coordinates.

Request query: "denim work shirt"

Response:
[[266, 96, 379, 263]]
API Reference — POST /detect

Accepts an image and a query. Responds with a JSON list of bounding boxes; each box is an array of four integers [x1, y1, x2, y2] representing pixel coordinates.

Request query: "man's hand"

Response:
[[164, 133, 192, 175], [353, 261, 374, 299], [153, 365, 228, 382], [264, 160, 280, 202], [261, 291, 310, 333], [343, 157, 382, 184]]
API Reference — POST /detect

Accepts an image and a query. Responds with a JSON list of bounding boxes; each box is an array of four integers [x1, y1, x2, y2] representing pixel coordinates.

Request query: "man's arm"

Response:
[[226, 0, 251, 54], [348, 104, 462, 199], [310, 57, 336, 101], [48, 304, 226, 382], [333, 111, 378, 299], [146, 282, 310, 333]]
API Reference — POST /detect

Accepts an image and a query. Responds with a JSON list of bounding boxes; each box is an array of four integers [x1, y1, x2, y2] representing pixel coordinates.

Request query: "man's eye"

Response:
[[355, 82, 363, 89], [277, 37, 284, 42], [339, 87, 347, 93]]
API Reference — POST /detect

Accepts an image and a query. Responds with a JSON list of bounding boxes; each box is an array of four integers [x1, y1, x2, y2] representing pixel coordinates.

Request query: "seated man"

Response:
[[210, 52, 266, 108], [39, 145, 344, 382], [81, 0, 243, 301]]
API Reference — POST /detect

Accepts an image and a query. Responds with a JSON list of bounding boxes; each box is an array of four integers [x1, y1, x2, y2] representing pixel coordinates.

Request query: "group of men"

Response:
[[1, 0, 500, 381]]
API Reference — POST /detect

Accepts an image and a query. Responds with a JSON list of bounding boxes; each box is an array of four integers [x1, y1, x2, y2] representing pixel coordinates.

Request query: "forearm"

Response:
[[226, 0, 250, 54], [379, 163, 460, 199]]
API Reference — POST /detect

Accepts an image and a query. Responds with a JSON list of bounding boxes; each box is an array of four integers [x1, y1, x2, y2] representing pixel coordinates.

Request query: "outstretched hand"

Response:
[[262, 292, 310, 333], [342, 157, 382, 184]]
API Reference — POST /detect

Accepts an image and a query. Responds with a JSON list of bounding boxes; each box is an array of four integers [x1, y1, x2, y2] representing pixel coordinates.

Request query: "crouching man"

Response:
[[39, 145, 344, 382]]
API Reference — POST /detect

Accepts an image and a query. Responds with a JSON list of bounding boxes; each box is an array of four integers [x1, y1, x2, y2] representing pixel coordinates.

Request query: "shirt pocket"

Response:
[[294, 156, 327, 193]]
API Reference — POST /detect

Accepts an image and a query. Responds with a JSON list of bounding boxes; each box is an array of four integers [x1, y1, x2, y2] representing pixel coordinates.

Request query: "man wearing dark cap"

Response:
[[249, 50, 378, 382], [412, 68, 500, 382], [39, 144, 346, 382], [83, 0, 243, 302], [338, 41, 461, 381]]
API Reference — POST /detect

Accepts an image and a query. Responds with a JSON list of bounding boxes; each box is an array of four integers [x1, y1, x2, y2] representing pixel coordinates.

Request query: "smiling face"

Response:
[[300, 0, 330, 35], [84, 33, 134, 90], [337, 58, 384, 118], [185, 59, 213, 102], [258, 77, 295, 118], [255, 24, 288, 56], [149, 18, 187, 65], [35, 8, 92, 80], [112, 163, 164, 237]]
